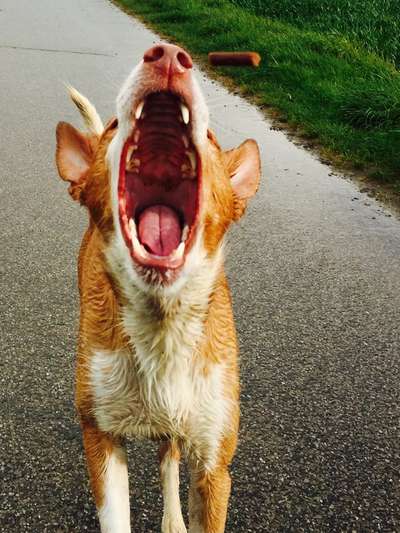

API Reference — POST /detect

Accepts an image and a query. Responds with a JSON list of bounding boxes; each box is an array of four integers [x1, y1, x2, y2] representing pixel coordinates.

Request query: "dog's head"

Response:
[[56, 44, 260, 293]]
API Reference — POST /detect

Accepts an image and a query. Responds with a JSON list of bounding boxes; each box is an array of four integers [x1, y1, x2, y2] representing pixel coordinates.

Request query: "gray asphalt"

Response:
[[1, 1, 400, 532]]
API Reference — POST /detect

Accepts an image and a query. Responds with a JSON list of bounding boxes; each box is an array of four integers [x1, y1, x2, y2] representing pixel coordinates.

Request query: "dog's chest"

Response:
[[89, 301, 228, 452]]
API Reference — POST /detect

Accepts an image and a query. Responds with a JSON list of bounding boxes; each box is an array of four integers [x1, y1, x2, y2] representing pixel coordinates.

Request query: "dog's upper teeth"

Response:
[[182, 134, 189, 149], [134, 130, 140, 143], [180, 103, 190, 125], [181, 151, 197, 178], [187, 151, 196, 171], [126, 146, 135, 163], [126, 157, 140, 172], [135, 100, 145, 120]]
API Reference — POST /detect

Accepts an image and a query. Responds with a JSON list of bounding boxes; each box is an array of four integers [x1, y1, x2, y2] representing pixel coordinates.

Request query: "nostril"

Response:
[[143, 46, 164, 63], [177, 51, 193, 70]]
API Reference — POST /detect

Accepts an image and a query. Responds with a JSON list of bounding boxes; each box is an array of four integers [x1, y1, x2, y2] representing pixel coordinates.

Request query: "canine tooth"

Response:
[[135, 100, 144, 120], [134, 130, 140, 143], [176, 241, 185, 258], [132, 235, 147, 256], [180, 103, 190, 125], [128, 218, 137, 238], [187, 151, 197, 171], [171, 241, 185, 260], [182, 225, 189, 242]]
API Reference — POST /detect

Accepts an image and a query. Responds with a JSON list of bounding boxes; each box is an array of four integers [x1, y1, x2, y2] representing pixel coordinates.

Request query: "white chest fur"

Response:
[[90, 244, 230, 468], [90, 346, 228, 466]]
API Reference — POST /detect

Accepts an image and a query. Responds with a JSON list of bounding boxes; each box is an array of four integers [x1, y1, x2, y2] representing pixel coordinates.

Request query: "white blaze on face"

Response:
[[115, 60, 209, 149], [106, 52, 213, 293]]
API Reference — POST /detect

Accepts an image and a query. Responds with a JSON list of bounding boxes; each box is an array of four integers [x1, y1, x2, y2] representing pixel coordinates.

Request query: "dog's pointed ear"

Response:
[[55, 122, 94, 201], [223, 139, 261, 220]]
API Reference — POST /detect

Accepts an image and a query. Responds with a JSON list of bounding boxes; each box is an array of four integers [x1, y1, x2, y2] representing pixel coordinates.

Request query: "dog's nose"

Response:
[[143, 43, 193, 75]]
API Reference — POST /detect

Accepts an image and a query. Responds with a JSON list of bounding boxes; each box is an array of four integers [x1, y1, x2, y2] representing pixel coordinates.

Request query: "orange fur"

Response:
[[81, 421, 119, 508], [195, 275, 240, 532]]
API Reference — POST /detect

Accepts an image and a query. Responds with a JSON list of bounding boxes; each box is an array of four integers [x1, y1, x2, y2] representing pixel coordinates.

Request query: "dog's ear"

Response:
[[55, 122, 94, 202], [223, 139, 260, 220]]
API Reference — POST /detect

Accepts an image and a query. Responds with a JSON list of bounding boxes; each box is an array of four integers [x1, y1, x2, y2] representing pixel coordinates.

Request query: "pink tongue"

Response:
[[138, 205, 181, 256]]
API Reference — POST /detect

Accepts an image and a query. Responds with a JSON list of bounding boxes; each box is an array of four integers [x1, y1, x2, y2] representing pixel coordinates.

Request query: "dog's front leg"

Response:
[[188, 465, 231, 533], [82, 422, 131, 533], [159, 440, 187, 533], [188, 430, 238, 533]]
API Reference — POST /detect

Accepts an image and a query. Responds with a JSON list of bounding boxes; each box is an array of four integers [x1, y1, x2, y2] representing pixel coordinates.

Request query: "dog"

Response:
[[55, 43, 260, 533]]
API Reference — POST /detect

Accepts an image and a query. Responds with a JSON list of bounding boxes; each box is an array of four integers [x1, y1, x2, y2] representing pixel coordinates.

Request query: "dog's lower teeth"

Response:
[[188, 151, 196, 170], [171, 241, 185, 260], [182, 225, 189, 241], [135, 100, 144, 120], [132, 235, 146, 256], [128, 218, 137, 239]]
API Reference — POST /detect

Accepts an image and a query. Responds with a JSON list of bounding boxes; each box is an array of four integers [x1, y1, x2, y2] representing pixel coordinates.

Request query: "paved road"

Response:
[[1, 1, 400, 531]]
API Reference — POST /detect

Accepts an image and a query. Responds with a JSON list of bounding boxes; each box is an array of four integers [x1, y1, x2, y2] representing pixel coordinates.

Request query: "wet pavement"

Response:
[[0, 0, 400, 531]]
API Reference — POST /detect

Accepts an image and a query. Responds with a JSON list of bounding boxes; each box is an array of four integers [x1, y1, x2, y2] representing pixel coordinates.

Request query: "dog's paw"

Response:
[[162, 515, 187, 533]]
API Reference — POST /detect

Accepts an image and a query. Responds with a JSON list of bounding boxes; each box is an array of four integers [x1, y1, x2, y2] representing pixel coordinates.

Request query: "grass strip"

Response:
[[116, 0, 400, 188], [230, 0, 400, 67]]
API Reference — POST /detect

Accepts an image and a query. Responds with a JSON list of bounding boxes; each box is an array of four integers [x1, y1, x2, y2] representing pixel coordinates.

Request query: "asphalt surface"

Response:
[[1, 1, 400, 532]]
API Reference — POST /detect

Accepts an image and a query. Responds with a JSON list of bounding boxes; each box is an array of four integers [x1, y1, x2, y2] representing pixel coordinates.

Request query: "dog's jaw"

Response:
[[106, 55, 215, 294]]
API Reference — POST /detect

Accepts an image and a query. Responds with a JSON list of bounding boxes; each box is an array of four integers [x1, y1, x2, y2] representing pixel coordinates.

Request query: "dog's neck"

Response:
[[105, 234, 224, 381]]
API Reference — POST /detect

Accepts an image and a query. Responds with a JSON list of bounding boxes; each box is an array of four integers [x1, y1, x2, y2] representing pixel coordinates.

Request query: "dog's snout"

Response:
[[143, 43, 193, 75]]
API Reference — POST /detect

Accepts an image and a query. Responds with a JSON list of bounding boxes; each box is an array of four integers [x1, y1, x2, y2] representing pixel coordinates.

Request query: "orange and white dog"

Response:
[[55, 43, 260, 533]]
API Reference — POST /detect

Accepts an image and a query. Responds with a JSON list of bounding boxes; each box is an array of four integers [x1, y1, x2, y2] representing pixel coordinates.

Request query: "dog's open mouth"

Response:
[[118, 92, 200, 270]]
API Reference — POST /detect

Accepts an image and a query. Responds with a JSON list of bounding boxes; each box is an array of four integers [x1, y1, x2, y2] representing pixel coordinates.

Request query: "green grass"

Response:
[[117, 0, 400, 187], [230, 0, 400, 66]]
